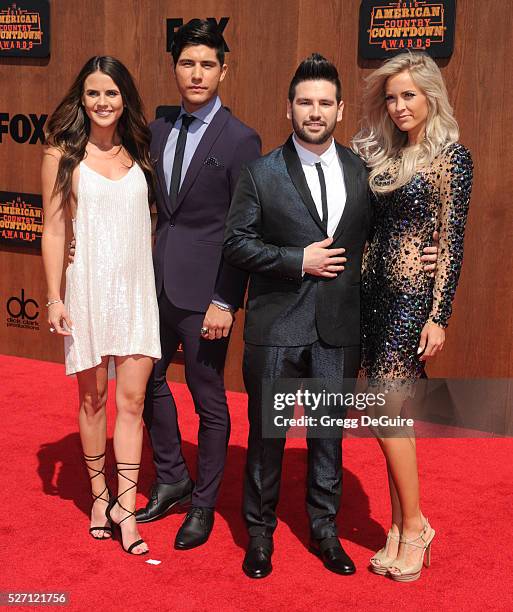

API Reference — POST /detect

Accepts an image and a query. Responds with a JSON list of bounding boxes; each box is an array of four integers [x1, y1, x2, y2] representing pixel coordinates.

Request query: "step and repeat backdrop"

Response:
[[1, 0, 512, 390]]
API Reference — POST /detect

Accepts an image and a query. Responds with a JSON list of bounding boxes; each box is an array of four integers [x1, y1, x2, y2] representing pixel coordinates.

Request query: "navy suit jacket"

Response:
[[150, 105, 261, 312]]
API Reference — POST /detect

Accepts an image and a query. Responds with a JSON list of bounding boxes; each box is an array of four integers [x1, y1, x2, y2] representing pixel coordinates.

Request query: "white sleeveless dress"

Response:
[[64, 161, 161, 375]]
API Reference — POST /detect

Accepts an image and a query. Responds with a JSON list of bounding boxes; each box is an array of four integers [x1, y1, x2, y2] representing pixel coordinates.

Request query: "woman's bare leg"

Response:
[[374, 390, 431, 568], [387, 463, 402, 534], [76, 357, 110, 538], [109, 354, 154, 554], [381, 462, 402, 557]]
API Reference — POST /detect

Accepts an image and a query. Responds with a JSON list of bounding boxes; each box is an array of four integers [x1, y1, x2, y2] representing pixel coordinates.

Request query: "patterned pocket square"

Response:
[[204, 156, 223, 167]]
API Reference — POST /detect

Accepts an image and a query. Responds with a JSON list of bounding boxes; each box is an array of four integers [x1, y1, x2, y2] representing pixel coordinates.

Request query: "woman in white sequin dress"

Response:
[[42, 57, 160, 555]]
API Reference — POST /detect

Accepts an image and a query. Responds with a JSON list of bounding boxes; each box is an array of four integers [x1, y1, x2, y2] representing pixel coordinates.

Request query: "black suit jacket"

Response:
[[223, 136, 371, 347], [150, 106, 261, 312]]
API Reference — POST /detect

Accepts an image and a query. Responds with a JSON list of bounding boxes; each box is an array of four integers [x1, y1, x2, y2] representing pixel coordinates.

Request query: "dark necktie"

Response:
[[169, 114, 195, 205], [315, 162, 329, 231]]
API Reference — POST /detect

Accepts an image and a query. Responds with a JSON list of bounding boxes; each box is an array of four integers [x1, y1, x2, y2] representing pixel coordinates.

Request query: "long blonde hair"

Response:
[[352, 52, 459, 194]]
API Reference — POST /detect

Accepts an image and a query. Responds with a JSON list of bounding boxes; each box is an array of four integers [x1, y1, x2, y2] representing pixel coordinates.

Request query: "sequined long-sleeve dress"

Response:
[[361, 143, 473, 384]]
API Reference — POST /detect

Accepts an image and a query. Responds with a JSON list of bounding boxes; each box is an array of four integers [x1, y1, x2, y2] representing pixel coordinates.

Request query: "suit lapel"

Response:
[[156, 108, 180, 215], [172, 106, 230, 213], [332, 142, 359, 242], [282, 135, 325, 233]]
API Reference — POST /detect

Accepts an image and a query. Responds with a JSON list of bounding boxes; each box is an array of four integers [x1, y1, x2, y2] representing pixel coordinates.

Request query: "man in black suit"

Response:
[[136, 20, 261, 550], [224, 54, 370, 578]]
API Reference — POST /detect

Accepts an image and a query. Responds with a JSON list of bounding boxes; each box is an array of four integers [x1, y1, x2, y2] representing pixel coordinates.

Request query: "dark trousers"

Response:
[[143, 291, 230, 508], [242, 340, 360, 540]]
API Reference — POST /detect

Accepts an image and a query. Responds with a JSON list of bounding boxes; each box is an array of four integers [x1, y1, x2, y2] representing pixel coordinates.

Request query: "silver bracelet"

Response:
[[211, 302, 234, 314], [46, 299, 62, 307]]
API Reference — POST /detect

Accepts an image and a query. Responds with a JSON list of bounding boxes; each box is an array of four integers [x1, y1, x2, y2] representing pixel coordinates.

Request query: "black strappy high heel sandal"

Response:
[[106, 462, 148, 555], [84, 452, 112, 540]]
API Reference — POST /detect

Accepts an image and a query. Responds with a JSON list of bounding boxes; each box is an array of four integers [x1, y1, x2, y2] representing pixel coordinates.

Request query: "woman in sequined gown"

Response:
[[41, 57, 160, 555], [352, 52, 472, 581]]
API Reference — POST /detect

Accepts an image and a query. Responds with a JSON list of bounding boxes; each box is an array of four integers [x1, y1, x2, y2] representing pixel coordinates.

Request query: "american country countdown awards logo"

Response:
[[6, 288, 39, 331], [359, 0, 456, 59], [0, 191, 43, 250], [0, 0, 50, 57]]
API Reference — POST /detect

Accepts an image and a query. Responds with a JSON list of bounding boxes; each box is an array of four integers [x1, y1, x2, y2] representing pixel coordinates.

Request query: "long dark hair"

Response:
[[45, 56, 155, 206]]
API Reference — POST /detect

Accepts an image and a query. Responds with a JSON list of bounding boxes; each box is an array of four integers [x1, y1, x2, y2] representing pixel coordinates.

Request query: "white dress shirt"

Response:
[[292, 134, 346, 236]]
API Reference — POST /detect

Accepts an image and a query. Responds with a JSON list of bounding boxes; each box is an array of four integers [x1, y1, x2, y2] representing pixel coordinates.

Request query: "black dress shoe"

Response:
[[135, 478, 193, 523], [174, 507, 214, 550], [242, 537, 273, 579], [310, 536, 356, 575]]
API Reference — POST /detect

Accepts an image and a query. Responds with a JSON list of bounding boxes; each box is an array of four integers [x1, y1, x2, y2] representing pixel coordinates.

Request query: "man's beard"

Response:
[[292, 114, 336, 145]]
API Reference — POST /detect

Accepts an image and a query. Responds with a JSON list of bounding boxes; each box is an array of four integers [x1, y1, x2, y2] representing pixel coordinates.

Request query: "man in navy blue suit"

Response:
[[135, 19, 261, 550]]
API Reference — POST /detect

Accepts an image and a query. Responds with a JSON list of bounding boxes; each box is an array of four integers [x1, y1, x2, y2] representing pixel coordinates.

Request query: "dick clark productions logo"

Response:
[[6, 288, 39, 331]]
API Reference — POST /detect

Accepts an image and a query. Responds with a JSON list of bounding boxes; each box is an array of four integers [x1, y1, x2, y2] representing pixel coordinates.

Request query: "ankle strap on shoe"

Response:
[[114, 462, 141, 524], [84, 451, 106, 477], [84, 452, 108, 504], [400, 526, 431, 549]]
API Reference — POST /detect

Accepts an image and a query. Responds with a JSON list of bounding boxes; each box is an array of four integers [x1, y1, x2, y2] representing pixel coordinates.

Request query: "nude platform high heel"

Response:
[[370, 529, 400, 575], [388, 522, 435, 582]]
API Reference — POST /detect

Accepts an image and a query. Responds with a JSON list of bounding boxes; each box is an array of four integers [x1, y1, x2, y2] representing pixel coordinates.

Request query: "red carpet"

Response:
[[1, 354, 512, 611]]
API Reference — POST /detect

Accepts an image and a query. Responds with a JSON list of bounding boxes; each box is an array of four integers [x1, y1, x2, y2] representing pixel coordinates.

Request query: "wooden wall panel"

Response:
[[424, 0, 513, 377], [1, 0, 512, 391], [0, 0, 109, 365]]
